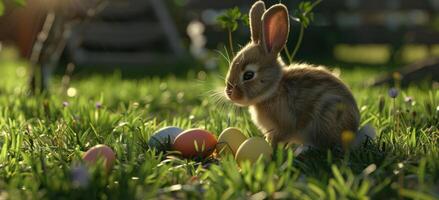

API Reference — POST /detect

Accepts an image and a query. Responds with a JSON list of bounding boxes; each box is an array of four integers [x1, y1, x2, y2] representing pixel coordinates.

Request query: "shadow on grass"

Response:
[[54, 56, 201, 80]]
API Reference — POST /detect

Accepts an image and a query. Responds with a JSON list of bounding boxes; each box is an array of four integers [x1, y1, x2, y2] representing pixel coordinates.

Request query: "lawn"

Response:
[[0, 55, 438, 199]]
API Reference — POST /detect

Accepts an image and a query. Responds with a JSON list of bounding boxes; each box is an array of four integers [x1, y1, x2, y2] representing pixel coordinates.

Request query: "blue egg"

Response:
[[148, 126, 183, 151]]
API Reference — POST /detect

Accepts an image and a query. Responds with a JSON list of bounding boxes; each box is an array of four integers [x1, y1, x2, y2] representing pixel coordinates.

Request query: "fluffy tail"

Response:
[[352, 124, 376, 149]]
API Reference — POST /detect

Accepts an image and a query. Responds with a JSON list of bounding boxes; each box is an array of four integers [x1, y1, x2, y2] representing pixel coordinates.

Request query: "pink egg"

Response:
[[82, 144, 116, 172], [173, 129, 217, 158]]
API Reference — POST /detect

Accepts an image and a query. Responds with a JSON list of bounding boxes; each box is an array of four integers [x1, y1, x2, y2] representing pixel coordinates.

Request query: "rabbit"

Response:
[[224, 1, 369, 150]]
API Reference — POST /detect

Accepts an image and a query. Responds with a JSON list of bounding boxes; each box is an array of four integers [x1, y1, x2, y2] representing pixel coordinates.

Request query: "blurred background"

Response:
[[0, 0, 439, 92]]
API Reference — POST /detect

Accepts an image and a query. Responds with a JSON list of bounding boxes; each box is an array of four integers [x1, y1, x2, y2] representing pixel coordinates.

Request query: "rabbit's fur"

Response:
[[224, 1, 360, 149]]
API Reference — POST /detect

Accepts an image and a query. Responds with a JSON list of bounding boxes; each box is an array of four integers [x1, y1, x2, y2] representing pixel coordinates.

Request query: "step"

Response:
[[71, 48, 180, 66], [97, 0, 154, 21], [74, 21, 164, 50]]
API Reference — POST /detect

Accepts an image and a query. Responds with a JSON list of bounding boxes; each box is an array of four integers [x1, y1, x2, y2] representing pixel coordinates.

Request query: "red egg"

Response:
[[82, 144, 116, 173], [173, 129, 217, 158]]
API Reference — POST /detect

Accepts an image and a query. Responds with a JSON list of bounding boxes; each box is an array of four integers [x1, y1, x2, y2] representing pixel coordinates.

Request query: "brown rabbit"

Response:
[[224, 1, 363, 150]]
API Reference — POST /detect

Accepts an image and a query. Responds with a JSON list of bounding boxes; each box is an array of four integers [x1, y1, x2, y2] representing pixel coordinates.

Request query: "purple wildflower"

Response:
[[95, 102, 102, 109], [71, 164, 90, 188], [388, 88, 399, 98]]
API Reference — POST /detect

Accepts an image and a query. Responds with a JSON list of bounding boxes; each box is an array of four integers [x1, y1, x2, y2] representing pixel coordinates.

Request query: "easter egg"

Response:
[[82, 144, 116, 172], [173, 129, 217, 158], [148, 126, 183, 151], [235, 137, 272, 164], [216, 127, 247, 156]]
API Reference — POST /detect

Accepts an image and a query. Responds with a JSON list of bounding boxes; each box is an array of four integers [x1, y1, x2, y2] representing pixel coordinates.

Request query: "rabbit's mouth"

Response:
[[224, 90, 242, 102], [224, 86, 249, 106]]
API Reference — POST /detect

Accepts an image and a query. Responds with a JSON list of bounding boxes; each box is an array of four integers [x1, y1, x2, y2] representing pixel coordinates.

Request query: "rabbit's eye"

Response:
[[243, 71, 255, 81]]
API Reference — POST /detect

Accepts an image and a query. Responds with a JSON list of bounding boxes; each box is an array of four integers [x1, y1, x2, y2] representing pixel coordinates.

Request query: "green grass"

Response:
[[0, 58, 438, 200]]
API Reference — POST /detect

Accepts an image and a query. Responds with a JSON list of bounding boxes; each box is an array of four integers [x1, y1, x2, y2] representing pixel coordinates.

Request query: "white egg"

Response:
[[148, 126, 183, 150], [235, 137, 272, 165]]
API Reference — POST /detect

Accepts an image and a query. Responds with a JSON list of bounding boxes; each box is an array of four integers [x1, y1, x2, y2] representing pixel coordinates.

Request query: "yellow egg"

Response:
[[216, 127, 247, 156], [235, 137, 272, 164]]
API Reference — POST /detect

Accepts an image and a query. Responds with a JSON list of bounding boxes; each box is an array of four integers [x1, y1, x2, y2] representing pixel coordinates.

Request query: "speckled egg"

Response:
[[148, 126, 183, 151], [82, 144, 116, 172], [173, 129, 217, 158], [216, 127, 247, 156], [235, 137, 272, 164]]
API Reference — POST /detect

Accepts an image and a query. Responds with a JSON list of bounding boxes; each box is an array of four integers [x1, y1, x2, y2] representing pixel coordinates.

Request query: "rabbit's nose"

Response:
[[225, 83, 233, 97]]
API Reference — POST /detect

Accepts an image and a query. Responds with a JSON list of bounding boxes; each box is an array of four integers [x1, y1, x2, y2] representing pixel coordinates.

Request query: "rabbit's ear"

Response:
[[261, 4, 289, 54], [249, 1, 266, 43]]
